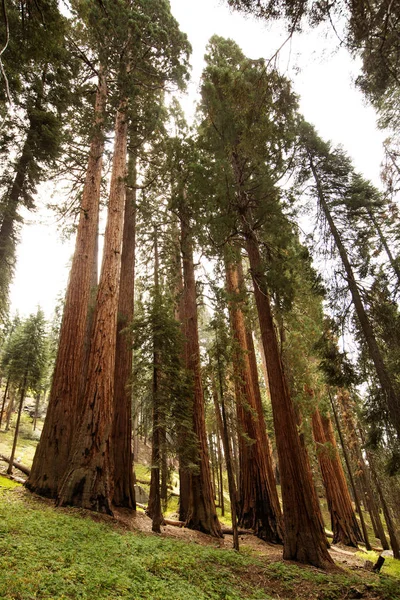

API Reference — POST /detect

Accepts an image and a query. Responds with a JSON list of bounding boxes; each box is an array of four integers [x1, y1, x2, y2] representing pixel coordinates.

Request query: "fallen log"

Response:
[[0, 454, 30, 476], [163, 518, 185, 528], [221, 528, 254, 535]]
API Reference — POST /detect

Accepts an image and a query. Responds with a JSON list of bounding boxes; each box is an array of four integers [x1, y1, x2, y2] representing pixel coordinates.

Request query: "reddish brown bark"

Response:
[[112, 151, 136, 509], [180, 209, 222, 537], [312, 408, 361, 546], [225, 255, 283, 543], [27, 72, 107, 498], [337, 390, 389, 549], [244, 229, 333, 568], [57, 99, 128, 514]]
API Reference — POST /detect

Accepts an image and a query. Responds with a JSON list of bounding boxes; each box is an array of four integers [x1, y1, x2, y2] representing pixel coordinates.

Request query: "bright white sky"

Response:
[[9, 0, 387, 319]]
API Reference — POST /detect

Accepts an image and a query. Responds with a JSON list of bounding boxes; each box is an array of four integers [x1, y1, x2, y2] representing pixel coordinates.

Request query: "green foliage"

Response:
[[1, 487, 399, 600], [0, 308, 49, 393]]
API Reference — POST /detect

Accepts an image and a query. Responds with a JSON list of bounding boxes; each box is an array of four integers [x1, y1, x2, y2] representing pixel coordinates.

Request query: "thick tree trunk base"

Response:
[[57, 467, 113, 515]]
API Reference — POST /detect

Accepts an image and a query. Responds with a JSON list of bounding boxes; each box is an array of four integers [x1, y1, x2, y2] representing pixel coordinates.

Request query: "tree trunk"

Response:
[[225, 253, 283, 543], [0, 376, 10, 429], [212, 366, 239, 550], [328, 390, 371, 550], [336, 389, 389, 549], [367, 208, 400, 286], [7, 374, 27, 475], [111, 149, 136, 509], [180, 208, 222, 537], [365, 448, 400, 559], [5, 386, 15, 431], [310, 157, 400, 440], [312, 408, 361, 546], [57, 97, 128, 514], [32, 393, 41, 432], [148, 228, 163, 533], [244, 229, 333, 567], [27, 72, 107, 498]]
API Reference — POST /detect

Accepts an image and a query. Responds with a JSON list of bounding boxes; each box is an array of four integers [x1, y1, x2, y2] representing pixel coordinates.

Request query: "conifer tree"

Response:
[[198, 36, 333, 567]]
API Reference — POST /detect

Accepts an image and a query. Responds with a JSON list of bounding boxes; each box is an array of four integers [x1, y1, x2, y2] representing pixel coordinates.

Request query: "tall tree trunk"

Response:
[[27, 72, 107, 498], [148, 228, 163, 533], [244, 228, 333, 567], [57, 98, 128, 514], [212, 364, 239, 550], [225, 254, 283, 543], [111, 149, 136, 509], [180, 208, 222, 537], [7, 373, 27, 475], [336, 389, 389, 549], [328, 390, 371, 550], [310, 157, 400, 440], [312, 407, 361, 546]]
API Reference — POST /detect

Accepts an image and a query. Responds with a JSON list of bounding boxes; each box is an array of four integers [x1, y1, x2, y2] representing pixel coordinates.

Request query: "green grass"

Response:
[[0, 487, 399, 600], [0, 413, 42, 468]]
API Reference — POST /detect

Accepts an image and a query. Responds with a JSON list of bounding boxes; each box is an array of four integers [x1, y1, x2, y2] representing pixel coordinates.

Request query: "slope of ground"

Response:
[[0, 477, 399, 600]]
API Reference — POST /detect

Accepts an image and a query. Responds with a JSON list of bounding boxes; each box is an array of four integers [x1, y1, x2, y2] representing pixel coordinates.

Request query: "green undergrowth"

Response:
[[358, 550, 400, 579], [0, 487, 399, 600]]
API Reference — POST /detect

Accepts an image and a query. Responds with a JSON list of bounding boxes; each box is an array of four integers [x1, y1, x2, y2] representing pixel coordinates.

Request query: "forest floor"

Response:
[[0, 420, 399, 600]]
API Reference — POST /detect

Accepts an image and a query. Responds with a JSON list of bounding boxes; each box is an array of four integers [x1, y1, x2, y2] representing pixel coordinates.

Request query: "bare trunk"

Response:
[[148, 228, 163, 533], [225, 254, 283, 543], [180, 209, 222, 537], [244, 230, 333, 567], [0, 376, 10, 429], [111, 149, 136, 509], [57, 98, 128, 514], [7, 374, 27, 475], [32, 393, 41, 432], [27, 72, 107, 498]]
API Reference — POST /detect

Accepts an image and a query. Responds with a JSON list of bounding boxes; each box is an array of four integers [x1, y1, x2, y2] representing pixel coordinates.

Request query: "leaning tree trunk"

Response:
[[0, 375, 10, 429], [111, 149, 136, 509], [180, 208, 222, 538], [310, 157, 400, 440], [225, 253, 283, 543], [27, 72, 107, 498], [7, 373, 27, 475], [57, 98, 128, 514], [244, 227, 333, 568], [312, 407, 361, 546]]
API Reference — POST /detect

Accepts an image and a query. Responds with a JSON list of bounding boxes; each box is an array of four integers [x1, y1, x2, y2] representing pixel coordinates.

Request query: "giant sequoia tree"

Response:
[[28, 0, 190, 511], [198, 36, 333, 567]]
